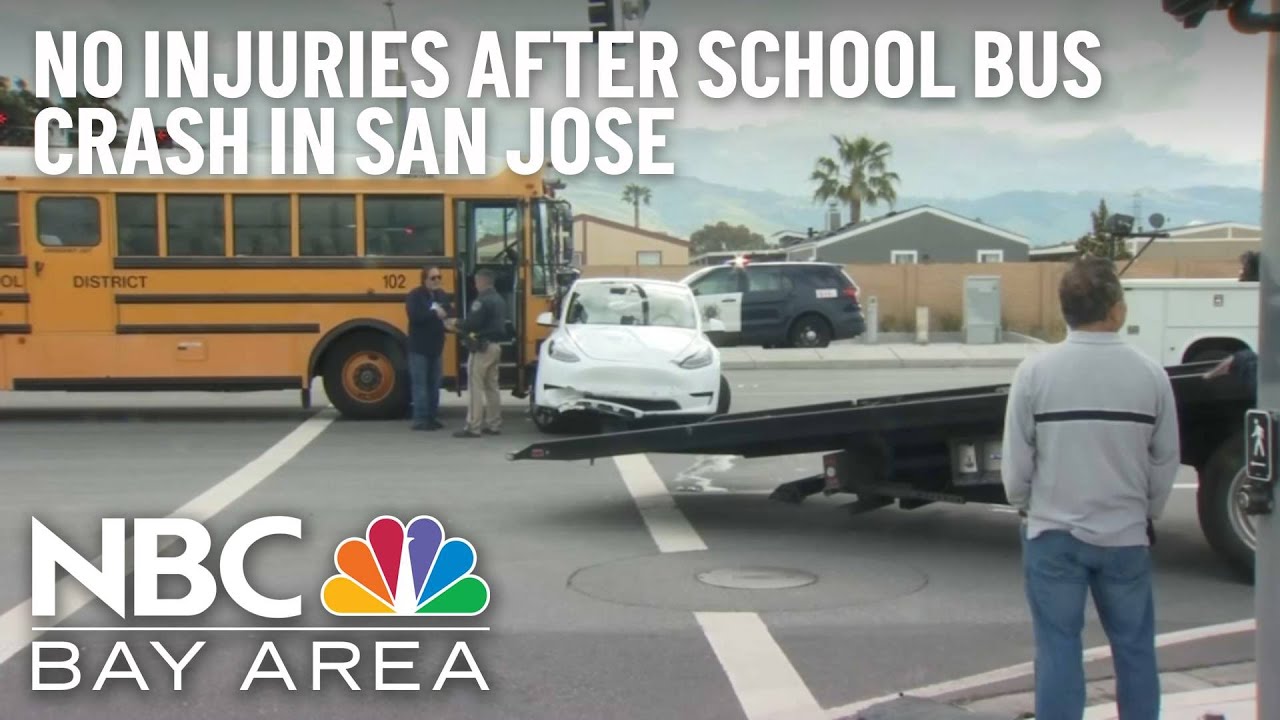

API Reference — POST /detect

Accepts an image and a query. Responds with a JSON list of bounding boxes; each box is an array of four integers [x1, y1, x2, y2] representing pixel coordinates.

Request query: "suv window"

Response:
[[689, 268, 741, 295], [794, 265, 851, 288], [746, 266, 791, 292]]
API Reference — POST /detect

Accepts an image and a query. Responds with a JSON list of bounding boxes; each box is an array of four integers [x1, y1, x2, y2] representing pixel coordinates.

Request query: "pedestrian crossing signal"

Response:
[[1245, 409, 1274, 483]]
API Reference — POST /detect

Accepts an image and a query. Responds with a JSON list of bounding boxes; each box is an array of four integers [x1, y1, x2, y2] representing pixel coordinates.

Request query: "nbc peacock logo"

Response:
[[321, 515, 490, 616]]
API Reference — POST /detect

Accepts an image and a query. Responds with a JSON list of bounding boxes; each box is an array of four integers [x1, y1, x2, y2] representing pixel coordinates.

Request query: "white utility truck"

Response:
[[1121, 278, 1258, 365]]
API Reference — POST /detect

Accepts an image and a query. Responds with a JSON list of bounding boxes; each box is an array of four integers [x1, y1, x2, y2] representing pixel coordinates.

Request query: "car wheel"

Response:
[[716, 375, 732, 415], [529, 377, 570, 434], [788, 314, 832, 348]]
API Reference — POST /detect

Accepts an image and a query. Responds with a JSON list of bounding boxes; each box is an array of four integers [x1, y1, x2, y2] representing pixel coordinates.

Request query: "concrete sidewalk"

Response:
[[842, 660, 1258, 719], [957, 661, 1257, 719], [720, 343, 1047, 371], [1083, 682, 1256, 719]]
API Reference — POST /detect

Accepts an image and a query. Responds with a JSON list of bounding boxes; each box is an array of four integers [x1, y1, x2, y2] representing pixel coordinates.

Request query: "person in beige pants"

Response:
[[464, 342, 502, 435], [451, 269, 508, 437]]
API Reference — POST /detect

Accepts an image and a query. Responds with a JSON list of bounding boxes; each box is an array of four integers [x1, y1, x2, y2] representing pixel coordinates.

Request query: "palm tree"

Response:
[[622, 184, 652, 228], [810, 135, 901, 225]]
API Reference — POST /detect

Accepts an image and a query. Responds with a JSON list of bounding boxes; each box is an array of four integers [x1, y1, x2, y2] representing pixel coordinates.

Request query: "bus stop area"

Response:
[[0, 359, 1259, 720]]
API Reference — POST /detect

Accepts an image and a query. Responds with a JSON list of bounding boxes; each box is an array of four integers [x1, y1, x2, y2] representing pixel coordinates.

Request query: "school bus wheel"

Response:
[[321, 331, 410, 419]]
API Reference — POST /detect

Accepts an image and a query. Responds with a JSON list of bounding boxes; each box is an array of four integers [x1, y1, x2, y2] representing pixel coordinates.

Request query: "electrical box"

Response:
[[963, 275, 1002, 345]]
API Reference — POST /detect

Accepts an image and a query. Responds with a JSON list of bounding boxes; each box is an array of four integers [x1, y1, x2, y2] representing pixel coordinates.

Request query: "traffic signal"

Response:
[[587, 0, 619, 37], [1161, 0, 1236, 28], [155, 127, 173, 149], [587, 0, 652, 39]]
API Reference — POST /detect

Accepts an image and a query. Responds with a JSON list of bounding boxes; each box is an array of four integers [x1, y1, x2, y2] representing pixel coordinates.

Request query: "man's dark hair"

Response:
[[1058, 257, 1124, 328], [1240, 251, 1260, 282], [475, 268, 495, 282]]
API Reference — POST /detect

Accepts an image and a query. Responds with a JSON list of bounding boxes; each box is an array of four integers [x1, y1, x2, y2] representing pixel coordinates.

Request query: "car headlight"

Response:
[[548, 339, 580, 363], [675, 344, 714, 369]]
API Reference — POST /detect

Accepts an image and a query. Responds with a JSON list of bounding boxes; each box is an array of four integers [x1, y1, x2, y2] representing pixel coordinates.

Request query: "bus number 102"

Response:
[[382, 274, 408, 289]]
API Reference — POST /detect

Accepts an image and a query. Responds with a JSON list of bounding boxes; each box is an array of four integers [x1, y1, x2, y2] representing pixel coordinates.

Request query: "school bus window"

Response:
[[0, 192, 17, 255], [300, 195, 356, 256], [36, 197, 100, 247], [233, 195, 291, 256], [166, 195, 225, 256], [115, 194, 159, 256], [363, 195, 443, 256]]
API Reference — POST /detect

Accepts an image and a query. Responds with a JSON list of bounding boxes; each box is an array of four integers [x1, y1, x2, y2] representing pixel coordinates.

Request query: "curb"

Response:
[[947, 661, 1258, 717]]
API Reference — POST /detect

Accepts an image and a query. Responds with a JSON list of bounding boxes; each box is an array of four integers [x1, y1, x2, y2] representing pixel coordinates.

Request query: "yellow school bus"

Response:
[[0, 151, 575, 419]]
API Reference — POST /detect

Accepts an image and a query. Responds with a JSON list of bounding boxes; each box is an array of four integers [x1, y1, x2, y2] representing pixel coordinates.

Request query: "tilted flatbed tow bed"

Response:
[[510, 362, 1260, 581]]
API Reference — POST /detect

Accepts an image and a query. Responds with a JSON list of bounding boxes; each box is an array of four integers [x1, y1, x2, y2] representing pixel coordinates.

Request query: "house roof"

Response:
[[786, 205, 1031, 252], [1162, 221, 1261, 237], [572, 213, 690, 247], [1028, 242, 1079, 257]]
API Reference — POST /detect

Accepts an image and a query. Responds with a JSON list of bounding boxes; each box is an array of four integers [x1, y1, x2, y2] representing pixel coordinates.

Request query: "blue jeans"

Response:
[[1023, 529, 1160, 720], [409, 352, 442, 423]]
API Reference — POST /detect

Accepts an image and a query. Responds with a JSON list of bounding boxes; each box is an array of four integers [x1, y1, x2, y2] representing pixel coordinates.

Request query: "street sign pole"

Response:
[[1258, 2, 1280, 716]]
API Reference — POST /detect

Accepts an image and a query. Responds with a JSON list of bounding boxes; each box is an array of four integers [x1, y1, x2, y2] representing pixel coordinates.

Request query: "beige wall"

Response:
[[574, 219, 690, 265], [579, 259, 1241, 341]]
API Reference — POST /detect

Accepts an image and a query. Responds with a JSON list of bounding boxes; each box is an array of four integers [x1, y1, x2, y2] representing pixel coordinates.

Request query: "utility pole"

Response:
[[1161, 2, 1278, 717], [1256, 4, 1279, 715], [384, 0, 409, 147]]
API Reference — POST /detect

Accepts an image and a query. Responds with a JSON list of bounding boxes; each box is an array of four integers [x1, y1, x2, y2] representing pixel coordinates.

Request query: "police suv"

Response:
[[681, 260, 866, 348]]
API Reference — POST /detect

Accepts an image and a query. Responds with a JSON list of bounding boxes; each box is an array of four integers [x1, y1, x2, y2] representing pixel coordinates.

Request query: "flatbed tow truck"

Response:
[[509, 360, 1260, 582]]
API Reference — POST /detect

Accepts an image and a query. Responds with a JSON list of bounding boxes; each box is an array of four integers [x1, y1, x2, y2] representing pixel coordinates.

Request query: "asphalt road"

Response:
[[0, 368, 1257, 719]]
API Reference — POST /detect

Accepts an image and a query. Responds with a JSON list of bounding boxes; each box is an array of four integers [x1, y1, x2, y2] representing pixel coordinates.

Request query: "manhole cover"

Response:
[[696, 567, 817, 590]]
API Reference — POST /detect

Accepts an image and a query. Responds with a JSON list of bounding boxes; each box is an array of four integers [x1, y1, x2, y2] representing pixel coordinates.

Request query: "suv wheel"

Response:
[[788, 314, 832, 348]]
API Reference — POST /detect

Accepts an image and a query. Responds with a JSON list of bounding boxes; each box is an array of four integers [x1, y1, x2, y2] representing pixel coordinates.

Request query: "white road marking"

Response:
[[825, 617, 1258, 718], [697, 612, 826, 720], [0, 412, 336, 667], [613, 454, 707, 553], [672, 455, 739, 494], [613, 454, 824, 720]]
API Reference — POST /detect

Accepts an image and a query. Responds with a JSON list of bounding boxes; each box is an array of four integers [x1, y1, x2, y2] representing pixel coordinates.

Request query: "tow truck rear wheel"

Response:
[[1197, 431, 1256, 583]]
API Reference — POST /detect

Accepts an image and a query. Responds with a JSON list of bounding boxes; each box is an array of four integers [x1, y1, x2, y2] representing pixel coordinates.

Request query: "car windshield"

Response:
[[564, 282, 698, 329]]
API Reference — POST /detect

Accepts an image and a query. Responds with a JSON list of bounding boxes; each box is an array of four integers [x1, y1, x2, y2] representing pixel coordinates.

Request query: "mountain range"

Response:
[[557, 173, 1264, 248]]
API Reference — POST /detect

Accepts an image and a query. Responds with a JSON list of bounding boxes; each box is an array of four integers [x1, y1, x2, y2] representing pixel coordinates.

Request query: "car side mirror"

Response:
[[537, 311, 556, 327]]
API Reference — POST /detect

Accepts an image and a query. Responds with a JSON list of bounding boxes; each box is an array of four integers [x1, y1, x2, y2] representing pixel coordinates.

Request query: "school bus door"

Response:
[[14, 194, 116, 378], [453, 199, 525, 391]]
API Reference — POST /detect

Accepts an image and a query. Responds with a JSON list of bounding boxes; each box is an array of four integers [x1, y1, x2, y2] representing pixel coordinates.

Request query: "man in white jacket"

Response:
[[1002, 257, 1181, 720]]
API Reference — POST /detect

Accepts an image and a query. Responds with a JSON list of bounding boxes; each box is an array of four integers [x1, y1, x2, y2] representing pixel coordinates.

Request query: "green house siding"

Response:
[[812, 213, 1029, 264]]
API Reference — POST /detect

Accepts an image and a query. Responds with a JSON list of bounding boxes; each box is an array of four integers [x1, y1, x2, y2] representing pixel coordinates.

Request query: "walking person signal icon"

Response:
[[1246, 409, 1275, 483]]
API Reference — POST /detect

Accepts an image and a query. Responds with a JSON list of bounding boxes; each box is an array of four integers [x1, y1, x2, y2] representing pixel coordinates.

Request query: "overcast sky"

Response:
[[0, 0, 1269, 197]]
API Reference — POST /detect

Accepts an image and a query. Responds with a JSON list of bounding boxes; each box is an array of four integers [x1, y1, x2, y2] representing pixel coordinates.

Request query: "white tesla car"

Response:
[[530, 278, 730, 433]]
